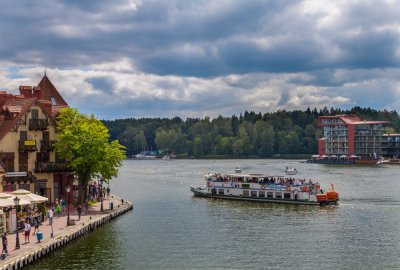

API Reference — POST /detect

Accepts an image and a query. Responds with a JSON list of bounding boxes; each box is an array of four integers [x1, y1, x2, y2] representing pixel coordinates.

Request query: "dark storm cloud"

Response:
[[1, 0, 399, 77]]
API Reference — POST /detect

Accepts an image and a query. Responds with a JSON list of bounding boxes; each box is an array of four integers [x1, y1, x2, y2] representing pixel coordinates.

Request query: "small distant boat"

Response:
[[377, 158, 400, 165], [191, 171, 339, 206], [134, 153, 156, 159], [162, 153, 176, 160], [285, 166, 297, 175]]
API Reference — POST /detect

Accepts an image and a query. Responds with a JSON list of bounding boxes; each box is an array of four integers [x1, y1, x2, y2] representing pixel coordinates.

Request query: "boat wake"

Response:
[[340, 198, 400, 207]]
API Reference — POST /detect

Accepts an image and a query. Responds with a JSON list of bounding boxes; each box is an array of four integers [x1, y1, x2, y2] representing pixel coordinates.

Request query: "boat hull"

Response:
[[191, 187, 337, 206]]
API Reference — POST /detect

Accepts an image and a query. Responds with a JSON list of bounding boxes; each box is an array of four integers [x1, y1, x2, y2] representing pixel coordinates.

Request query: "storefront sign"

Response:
[[6, 172, 27, 177], [24, 140, 36, 146]]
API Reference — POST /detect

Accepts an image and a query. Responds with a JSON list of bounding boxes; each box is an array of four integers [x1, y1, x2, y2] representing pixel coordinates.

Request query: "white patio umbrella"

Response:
[[340, 155, 348, 158], [11, 189, 48, 203], [0, 192, 31, 207], [331, 155, 338, 158]]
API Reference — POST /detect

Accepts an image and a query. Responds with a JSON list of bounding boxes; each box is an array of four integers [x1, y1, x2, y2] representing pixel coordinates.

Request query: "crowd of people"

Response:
[[207, 173, 320, 189], [1, 183, 113, 259]]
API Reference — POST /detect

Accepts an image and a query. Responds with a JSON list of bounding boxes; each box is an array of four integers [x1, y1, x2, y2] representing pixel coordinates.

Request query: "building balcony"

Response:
[[18, 140, 37, 152], [29, 118, 48, 131], [40, 140, 56, 152], [34, 162, 73, 173]]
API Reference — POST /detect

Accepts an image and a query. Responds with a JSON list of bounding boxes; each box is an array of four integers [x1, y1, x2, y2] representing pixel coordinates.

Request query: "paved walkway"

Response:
[[1, 195, 124, 264]]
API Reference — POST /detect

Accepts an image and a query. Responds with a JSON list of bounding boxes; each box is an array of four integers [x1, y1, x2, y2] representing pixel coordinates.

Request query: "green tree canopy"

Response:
[[55, 108, 126, 204]]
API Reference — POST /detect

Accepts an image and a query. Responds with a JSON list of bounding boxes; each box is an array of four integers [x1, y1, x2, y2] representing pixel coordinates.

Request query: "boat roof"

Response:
[[208, 173, 285, 178]]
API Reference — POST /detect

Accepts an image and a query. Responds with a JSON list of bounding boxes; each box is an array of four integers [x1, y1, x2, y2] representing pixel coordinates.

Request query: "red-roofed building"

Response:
[[317, 115, 388, 160], [0, 74, 73, 206]]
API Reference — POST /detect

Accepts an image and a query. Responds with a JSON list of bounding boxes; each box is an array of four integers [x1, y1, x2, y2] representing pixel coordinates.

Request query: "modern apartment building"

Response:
[[382, 134, 400, 158], [317, 115, 388, 159], [0, 74, 73, 203]]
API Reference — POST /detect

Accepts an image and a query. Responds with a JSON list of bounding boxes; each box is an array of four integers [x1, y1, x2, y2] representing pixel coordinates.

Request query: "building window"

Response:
[[37, 152, 50, 162], [31, 109, 38, 119], [19, 183, 31, 191], [34, 181, 47, 196], [51, 97, 57, 105], [20, 131, 27, 141], [18, 152, 28, 172], [1, 158, 14, 172], [43, 131, 49, 142]]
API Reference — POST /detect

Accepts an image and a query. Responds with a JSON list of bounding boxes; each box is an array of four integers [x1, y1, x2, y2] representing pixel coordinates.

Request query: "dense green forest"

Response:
[[102, 107, 400, 158]]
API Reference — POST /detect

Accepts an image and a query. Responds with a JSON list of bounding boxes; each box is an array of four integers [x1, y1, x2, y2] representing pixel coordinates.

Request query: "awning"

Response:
[[11, 189, 48, 203]]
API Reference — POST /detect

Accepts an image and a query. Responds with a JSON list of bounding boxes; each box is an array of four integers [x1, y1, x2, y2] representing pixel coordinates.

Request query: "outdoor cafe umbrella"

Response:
[[0, 192, 31, 208], [11, 189, 48, 203]]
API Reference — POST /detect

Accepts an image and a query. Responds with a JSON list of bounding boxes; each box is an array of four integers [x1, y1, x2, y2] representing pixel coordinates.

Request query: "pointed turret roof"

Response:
[[37, 74, 69, 107]]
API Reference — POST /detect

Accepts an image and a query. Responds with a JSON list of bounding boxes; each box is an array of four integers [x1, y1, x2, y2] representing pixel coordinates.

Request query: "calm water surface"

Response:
[[27, 159, 400, 269]]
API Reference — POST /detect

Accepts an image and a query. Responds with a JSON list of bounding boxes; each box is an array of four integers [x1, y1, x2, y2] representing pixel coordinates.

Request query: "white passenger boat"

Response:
[[191, 172, 339, 206], [285, 166, 297, 175]]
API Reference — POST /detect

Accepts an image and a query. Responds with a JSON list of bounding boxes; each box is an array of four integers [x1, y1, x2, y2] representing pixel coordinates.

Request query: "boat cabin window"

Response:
[[259, 191, 265, 198], [243, 190, 249, 197], [251, 191, 257, 197], [218, 189, 224, 195], [276, 192, 282, 199], [267, 192, 274, 198], [284, 193, 291, 199], [242, 184, 250, 189], [211, 189, 217, 195]]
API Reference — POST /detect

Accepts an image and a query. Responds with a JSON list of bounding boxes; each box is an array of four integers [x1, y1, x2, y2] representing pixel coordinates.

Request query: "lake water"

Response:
[[27, 159, 400, 269]]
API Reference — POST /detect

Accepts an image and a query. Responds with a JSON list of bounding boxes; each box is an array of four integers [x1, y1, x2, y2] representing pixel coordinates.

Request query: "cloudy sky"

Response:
[[1, 0, 400, 119]]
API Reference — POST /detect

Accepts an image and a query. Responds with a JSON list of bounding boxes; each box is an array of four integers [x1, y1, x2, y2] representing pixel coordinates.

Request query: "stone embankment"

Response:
[[0, 195, 133, 270]]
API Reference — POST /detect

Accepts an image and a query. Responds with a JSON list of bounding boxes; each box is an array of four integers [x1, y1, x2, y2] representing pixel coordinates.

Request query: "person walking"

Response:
[[32, 216, 39, 235], [48, 208, 54, 226], [77, 204, 82, 220], [55, 203, 61, 218], [106, 186, 110, 198], [60, 197, 66, 214], [1, 232, 8, 257], [24, 219, 31, 244]]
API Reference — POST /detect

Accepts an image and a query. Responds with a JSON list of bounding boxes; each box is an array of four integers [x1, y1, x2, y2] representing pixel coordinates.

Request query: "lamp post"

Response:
[[100, 178, 104, 211], [14, 196, 20, 250], [66, 185, 71, 226]]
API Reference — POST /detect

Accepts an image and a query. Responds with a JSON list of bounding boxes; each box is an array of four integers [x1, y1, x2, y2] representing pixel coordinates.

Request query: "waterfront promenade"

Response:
[[0, 195, 132, 269]]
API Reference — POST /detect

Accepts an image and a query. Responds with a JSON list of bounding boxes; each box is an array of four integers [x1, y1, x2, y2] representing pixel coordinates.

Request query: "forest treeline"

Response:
[[102, 107, 400, 158]]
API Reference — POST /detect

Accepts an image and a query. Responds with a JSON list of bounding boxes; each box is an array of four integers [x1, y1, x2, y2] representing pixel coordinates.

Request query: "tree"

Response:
[[55, 108, 126, 205]]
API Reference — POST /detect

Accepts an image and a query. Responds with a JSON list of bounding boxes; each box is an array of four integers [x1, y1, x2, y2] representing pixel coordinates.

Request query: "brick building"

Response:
[[0, 74, 74, 203]]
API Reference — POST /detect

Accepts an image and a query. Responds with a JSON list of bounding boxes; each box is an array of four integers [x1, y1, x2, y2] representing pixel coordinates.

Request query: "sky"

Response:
[[0, 0, 400, 120]]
